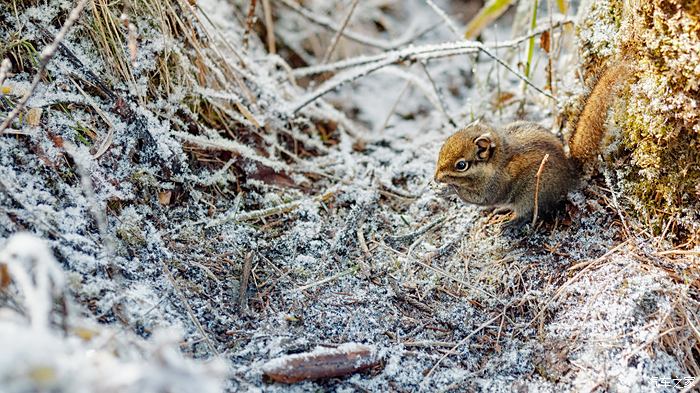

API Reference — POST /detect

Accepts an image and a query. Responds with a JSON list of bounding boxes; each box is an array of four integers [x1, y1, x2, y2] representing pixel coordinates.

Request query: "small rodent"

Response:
[[434, 63, 632, 229]]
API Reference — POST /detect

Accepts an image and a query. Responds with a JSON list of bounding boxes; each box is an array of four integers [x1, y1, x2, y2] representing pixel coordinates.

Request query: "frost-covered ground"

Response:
[[0, 0, 698, 392]]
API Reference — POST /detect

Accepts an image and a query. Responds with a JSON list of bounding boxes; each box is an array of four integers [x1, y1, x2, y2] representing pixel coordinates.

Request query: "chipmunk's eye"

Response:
[[454, 160, 469, 171]]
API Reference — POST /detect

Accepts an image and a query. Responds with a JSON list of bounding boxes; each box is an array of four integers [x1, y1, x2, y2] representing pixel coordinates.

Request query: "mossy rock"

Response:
[[577, 0, 700, 239]]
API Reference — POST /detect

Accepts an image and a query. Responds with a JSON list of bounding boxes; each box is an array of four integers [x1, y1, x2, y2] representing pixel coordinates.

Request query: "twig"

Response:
[[604, 170, 632, 239], [289, 19, 569, 113], [379, 80, 411, 132], [531, 153, 550, 226], [385, 216, 448, 249], [171, 131, 293, 173], [239, 252, 253, 310], [0, 0, 90, 133], [161, 261, 220, 356], [293, 18, 571, 77], [477, 44, 556, 101], [680, 378, 700, 393], [410, 255, 502, 303], [224, 190, 334, 224], [292, 267, 355, 293], [420, 62, 457, 127], [425, 0, 461, 38], [423, 312, 504, 380], [357, 224, 370, 258], [321, 0, 360, 64], [274, 0, 440, 51], [261, 0, 276, 54], [402, 340, 456, 348], [518, 239, 633, 336], [63, 142, 115, 255], [242, 0, 258, 51]]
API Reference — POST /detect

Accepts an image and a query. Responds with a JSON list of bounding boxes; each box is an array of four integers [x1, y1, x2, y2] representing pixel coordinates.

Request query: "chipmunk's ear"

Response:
[[474, 133, 496, 161]]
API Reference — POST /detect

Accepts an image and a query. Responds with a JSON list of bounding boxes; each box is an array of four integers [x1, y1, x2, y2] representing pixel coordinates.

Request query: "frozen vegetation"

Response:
[[0, 0, 697, 392]]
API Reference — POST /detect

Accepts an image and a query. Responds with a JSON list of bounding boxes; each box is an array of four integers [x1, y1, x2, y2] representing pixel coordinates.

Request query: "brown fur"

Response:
[[434, 63, 632, 229], [569, 63, 633, 164]]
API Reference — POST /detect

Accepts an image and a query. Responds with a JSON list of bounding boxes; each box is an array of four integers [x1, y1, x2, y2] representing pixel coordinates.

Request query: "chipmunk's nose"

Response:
[[434, 170, 445, 183]]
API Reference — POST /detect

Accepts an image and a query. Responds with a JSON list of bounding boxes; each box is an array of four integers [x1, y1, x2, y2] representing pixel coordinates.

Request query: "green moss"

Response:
[[577, 0, 700, 239]]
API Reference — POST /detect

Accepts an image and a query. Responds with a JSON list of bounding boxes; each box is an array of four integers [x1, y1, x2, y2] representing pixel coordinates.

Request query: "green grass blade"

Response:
[[524, 0, 538, 79]]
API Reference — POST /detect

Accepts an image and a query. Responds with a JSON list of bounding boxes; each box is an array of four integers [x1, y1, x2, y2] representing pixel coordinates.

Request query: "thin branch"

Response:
[[207, 190, 335, 228], [321, 0, 360, 64], [0, 0, 90, 133], [420, 62, 457, 127], [477, 44, 556, 101], [289, 19, 570, 113], [531, 153, 549, 226], [410, 253, 502, 304], [294, 18, 571, 77], [292, 266, 355, 293], [425, 0, 461, 38], [64, 142, 115, 255], [239, 252, 253, 310], [423, 311, 505, 380], [242, 0, 258, 50], [378, 80, 411, 132], [161, 261, 220, 356], [274, 0, 440, 51]]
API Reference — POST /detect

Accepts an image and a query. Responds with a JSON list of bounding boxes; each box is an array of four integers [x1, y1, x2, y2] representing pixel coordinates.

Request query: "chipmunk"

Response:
[[434, 63, 632, 229]]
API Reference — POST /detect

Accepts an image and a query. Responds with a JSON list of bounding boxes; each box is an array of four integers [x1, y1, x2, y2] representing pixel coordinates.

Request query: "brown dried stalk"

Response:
[[532, 153, 550, 226], [242, 0, 258, 50], [239, 252, 253, 310], [261, 0, 276, 54]]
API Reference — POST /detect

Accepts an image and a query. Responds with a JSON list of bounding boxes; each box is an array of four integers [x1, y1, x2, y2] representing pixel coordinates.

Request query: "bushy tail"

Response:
[[568, 62, 633, 165]]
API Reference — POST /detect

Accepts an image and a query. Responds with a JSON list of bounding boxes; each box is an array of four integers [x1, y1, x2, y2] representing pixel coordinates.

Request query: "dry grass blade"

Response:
[[239, 252, 253, 310], [0, 0, 90, 133], [261, 0, 276, 54], [242, 0, 258, 50], [161, 261, 220, 356], [423, 311, 505, 381], [321, 0, 359, 64]]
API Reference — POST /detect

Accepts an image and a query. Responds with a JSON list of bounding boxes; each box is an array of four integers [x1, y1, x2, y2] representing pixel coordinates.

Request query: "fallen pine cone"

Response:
[[262, 343, 379, 383]]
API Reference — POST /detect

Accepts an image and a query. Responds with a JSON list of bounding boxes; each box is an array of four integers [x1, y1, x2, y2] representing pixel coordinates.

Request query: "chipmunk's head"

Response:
[[434, 122, 498, 184]]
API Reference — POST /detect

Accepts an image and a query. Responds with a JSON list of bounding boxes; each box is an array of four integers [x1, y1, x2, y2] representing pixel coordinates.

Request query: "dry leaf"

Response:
[[491, 91, 515, 108], [26, 107, 43, 127], [158, 190, 172, 205], [540, 31, 551, 53], [262, 343, 379, 383], [0, 263, 10, 289], [128, 22, 138, 63], [72, 326, 99, 341], [235, 102, 260, 128], [49, 133, 65, 149]]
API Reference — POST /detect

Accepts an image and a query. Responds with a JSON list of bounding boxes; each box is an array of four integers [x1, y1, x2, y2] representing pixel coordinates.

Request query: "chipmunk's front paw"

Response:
[[430, 181, 455, 199], [500, 215, 530, 236]]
